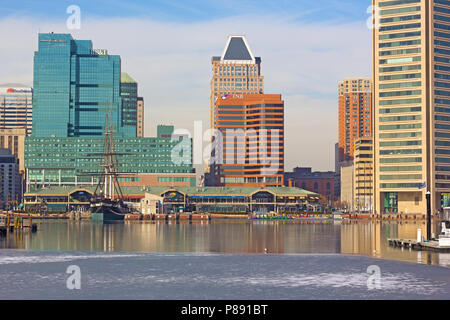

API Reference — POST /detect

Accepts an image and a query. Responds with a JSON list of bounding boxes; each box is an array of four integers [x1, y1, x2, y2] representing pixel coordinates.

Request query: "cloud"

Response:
[[0, 13, 371, 172]]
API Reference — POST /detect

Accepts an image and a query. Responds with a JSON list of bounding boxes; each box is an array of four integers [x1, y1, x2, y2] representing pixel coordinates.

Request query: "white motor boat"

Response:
[[439, 220, 450, 247]]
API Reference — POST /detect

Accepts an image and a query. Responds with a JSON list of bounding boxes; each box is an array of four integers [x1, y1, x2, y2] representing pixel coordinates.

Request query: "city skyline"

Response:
[[1, 1, 450, 305], [0, 1, 372, 172]]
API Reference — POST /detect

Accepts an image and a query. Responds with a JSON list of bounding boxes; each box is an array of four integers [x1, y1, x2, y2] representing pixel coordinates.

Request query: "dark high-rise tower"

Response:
[[120, 72, 138, 135]]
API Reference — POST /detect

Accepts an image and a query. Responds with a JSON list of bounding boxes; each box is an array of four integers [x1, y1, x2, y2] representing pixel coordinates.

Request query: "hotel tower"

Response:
[[373, 0, 450, 215]]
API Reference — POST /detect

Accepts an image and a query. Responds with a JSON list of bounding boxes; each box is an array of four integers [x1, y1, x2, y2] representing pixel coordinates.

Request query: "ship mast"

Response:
[[93, 104, 125, 201]]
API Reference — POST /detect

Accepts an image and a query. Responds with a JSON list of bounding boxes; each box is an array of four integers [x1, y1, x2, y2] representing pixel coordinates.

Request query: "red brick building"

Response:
[[284, 167, 335, 202]]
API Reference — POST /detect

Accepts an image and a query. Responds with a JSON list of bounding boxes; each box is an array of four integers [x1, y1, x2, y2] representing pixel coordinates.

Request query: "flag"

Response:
[[418, 181, 426, 189]]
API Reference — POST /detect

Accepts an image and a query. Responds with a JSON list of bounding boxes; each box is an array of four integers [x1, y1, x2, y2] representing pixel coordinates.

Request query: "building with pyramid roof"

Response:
[[210, 35, 264, 131]]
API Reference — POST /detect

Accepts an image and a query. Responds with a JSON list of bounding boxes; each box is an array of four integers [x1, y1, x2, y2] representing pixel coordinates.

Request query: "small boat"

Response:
[[439, 220, 450, 247], [249, 214, 333, 221]]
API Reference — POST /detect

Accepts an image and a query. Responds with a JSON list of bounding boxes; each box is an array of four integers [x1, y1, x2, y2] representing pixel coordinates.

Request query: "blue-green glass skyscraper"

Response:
[[33, 33, 135, 138], [26, 33, 195, 192]]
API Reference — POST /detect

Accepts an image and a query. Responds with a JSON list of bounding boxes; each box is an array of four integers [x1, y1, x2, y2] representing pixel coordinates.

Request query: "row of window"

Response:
[[380, 73, 421, 81], [379, 39, 420, 48], [379, 115, 421, 122], [380, 6, 420, 16], [379, 89, 421, 97], [380, 157, 422, 163], [380, 47, 420, 57], [379, 131, 421, 139], [380, 106, 421, 114], [380, 57, 421, 65], [380, 183, 421, 188], [380, 14, 420, 24], [380, 174, 422, 181], [378, 0, 420, 8], [380, 81, 421, 89], [379, 31, 421, 41], [379, 149, 421, 155], [380, 123, 421, 130], [380, 140, 421, 147], [379, 98, 421, 106], [380, 166, 422, 172]]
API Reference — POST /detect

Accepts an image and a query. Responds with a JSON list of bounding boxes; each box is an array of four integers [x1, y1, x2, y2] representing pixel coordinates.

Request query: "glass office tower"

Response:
[[120, 72, 138, 133], [33, 33, 135, 138], [26, 33, 195, 191]]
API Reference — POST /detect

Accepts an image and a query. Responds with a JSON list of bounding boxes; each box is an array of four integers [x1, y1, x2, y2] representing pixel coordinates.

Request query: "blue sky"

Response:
[[0, 1, 372, 172], [2, 0, 370, 23]]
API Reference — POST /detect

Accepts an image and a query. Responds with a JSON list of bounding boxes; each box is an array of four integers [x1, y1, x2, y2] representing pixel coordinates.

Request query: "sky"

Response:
[[0, 0, 372, 172]]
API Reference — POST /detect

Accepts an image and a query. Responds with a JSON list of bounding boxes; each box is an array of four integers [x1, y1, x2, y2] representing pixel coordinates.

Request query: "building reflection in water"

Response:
[[0, 220, 448, 267], [340, 220, 445, 266]]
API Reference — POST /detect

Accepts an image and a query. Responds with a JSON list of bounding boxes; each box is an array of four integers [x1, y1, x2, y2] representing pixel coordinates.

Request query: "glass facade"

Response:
[[384, 192, 398, 213], [25, 125, 194, 186], [120, 73, 138, 132], [33, 33, 134, 138], [26, 33, 195, 190]]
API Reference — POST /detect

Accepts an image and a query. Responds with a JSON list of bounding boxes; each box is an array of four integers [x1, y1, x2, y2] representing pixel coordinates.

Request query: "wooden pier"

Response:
[[388, 238, 450, 253], [0, 214, 38, 235]]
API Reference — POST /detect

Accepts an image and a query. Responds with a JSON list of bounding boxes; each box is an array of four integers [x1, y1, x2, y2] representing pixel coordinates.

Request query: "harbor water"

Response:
[[0, 219, 449, 299]]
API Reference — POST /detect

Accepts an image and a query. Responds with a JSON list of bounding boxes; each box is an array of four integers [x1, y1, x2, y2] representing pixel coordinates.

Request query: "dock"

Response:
[[0, 215, 38, 235], [125, 213, 211, 221], [388, 238, 450, 253]]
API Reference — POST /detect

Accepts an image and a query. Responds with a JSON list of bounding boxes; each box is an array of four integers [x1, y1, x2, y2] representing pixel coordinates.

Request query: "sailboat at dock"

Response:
[[88, 111, 132, 222]]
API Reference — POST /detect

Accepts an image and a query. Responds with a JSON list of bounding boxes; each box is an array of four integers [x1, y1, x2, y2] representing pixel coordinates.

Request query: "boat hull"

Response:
[[90, 202, 126, 222], [91, 211, 125, 222]]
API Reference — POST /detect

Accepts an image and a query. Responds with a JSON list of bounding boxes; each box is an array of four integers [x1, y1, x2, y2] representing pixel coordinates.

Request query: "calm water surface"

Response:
[[1, 219, 448, 266], [0, 220, 449, 299]]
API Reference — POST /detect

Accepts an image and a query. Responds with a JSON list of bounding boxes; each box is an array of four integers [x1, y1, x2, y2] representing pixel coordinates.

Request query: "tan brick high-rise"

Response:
[[372, 0, 450, 218]]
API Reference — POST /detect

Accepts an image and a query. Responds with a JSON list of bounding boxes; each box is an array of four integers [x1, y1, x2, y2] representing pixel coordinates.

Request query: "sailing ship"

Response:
[[88, 112, 131, 222]]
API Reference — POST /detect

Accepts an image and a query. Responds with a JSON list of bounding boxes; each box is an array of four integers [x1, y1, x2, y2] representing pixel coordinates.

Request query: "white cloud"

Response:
[[0, 14, 371, 172]]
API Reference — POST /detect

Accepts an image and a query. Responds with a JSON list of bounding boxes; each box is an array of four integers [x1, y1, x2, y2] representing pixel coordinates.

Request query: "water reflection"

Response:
[[340, 220, 446, 266], [0, 220, 448, 267]]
